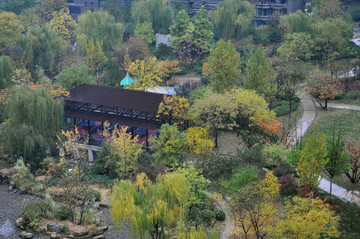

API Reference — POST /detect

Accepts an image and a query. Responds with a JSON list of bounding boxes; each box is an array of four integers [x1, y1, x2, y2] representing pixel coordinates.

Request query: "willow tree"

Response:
[[1, 85, 63, 169], [76, 10, 124, 54], [131, 0, 173, 34], [111, 172, 190, 239], [17, 26, 68, 75], [210, 0, 255, 40]]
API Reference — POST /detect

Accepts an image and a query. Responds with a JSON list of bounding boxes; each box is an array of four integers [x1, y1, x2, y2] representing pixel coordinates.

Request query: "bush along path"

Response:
[[288, 92, 360, 205]]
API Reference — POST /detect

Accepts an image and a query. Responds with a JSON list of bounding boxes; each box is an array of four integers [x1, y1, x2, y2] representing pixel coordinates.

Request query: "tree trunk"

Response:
[[330, 178, 333, 196], [324, 99, 328, 110]]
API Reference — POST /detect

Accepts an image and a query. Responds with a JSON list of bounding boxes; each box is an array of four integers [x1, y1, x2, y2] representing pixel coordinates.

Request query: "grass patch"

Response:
[[0, 159, 12, 170], [308, 108, 360, 142], [277, 101, 302, 134], [330, 90, 360, 106]]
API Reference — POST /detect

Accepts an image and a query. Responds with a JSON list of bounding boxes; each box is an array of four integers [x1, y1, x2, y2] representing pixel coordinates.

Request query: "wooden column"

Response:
[[87, 119, 91, 136], [146, 129, 149, 146], [131, 126, 134, 139]]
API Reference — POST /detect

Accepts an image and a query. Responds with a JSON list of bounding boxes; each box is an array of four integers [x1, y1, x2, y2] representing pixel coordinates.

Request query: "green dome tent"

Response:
[[119, 72, 135, 86]]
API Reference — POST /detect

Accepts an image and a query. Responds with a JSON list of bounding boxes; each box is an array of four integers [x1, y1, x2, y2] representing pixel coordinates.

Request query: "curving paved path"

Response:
[[206, 193, 235, 239], [287, 93, 360, 205], [328, 103, 360, 111], [286, 92, 317, 146]]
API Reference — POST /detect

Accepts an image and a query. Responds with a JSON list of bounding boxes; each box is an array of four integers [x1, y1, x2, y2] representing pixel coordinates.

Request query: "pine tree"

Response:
[[193, 6, 214, 49]]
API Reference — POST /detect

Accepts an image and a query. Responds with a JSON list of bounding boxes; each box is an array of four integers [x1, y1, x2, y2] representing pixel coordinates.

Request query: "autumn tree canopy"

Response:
[[111, 172, 190, 239]]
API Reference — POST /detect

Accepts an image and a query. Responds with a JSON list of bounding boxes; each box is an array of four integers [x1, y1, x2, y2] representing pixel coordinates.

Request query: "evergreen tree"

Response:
[[245, 48, 277, 106], [170, 10, 190, 38], [208, 40, 241, 93], [193, 6, 214, 49], [0, 56, 13, 89]]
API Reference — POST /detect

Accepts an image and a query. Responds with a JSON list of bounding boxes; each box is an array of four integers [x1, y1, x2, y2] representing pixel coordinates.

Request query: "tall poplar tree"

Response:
[[208, 40, 241, 93], [245, 48, 276, 106]]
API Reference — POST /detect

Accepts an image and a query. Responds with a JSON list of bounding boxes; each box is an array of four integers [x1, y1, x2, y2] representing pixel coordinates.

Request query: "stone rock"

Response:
[[93, 235, 105, 239], [39, 224, 47, 232], [71, 226, 89, 237], [48, 187, 64, 197], [94, 226, 108, 236], [99, 202, 109, 208], [50, 232, 58, 239], [20, 231, 33, 238], [35, 175, 52, 182], [12, 189, 17, 194], [16, 218, 24, 228], [9, 181, 16, 187], [94, 202, 100, 209], [19, 187, 27, 194], [8, 186, 13, 191], [0, 168, 16, 178], [47, 223, 61, 232]]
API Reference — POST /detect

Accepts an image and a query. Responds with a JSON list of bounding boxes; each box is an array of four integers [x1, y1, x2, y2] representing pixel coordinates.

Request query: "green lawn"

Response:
[[309, 108, 360, 142], [277, 103, 302, 135]]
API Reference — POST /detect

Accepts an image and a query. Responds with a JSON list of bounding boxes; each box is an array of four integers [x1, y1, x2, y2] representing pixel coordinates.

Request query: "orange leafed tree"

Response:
[[162, 60, 181, 80], [306, 71, 341, 110], [344, 140, 360, 184]]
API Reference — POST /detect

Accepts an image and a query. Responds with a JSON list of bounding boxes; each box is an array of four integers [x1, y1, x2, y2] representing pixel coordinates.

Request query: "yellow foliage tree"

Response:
[[86, 39, 108, 73], [49, 8, 77, 40], [185, 127, 214, 155], [56, 126, 88, 162], [190, 92, 237, 147], [268, 197, 340, 239], [231, 171, 281, 239], [157, 95, 190, 126], [0, 11, 24, 51], [110, 126, 143, 179], [126, 57, 163, 90], [111, 172, 190, 239]]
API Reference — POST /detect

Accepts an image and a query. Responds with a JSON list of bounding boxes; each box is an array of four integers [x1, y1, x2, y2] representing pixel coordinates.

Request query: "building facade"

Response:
[[68, 0, 305, 27], [253, 0, 305, 28]]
